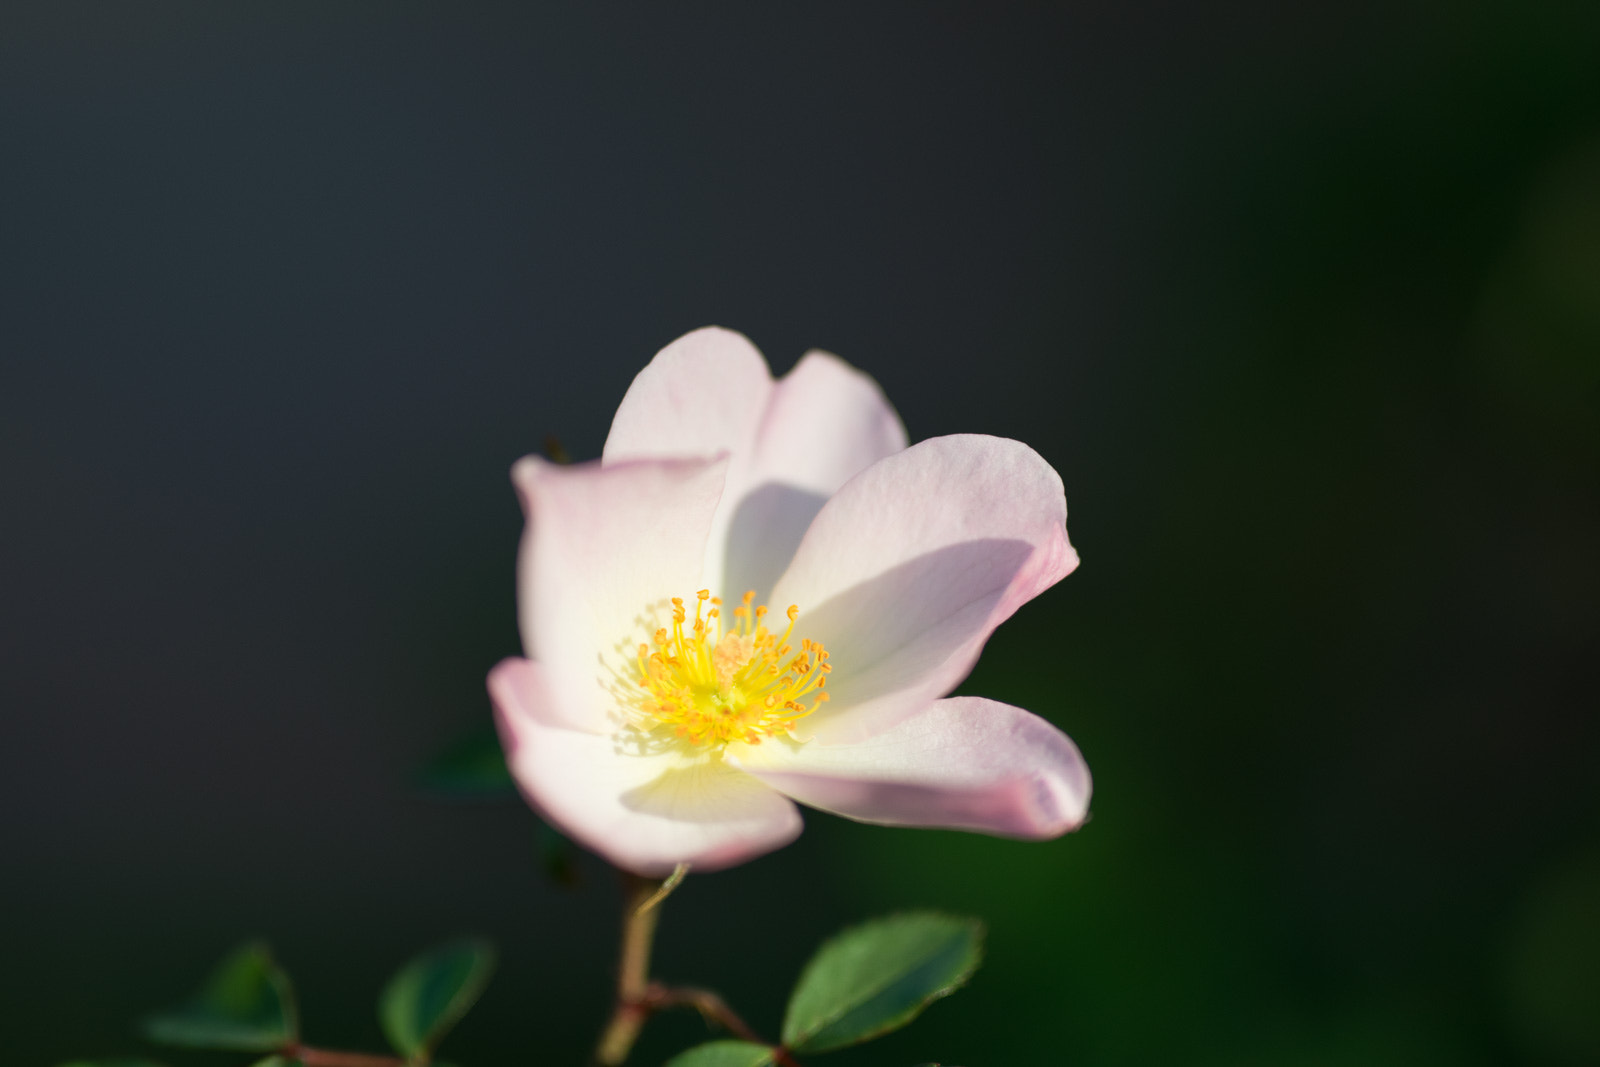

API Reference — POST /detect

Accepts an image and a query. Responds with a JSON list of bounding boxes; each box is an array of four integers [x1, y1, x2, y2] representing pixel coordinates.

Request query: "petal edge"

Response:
[[490, 658, 804, 874], [729, 696, 1091, 839]]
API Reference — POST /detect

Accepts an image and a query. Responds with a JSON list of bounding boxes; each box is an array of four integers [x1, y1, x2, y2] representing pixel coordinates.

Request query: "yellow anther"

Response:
[[625, 590, 833, 749]]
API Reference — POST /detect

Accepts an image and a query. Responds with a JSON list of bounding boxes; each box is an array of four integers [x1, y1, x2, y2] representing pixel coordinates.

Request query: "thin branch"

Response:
[[593, 872, 673, 1065], [647, 984, 761, 1042], [649, 984, 803, 1066], [590, 865, 801, 1065]]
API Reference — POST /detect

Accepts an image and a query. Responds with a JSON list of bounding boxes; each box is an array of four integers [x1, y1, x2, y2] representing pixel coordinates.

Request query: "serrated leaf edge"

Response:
[[781, 911, 984, 1050], [795, 939, 981, 1052]]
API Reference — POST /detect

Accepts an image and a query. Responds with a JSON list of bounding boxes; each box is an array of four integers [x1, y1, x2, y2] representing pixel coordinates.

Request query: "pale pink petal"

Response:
[[602, 330, 906, 598], [602, 327, 771, 593], [728, 696, 1090, 838], [602, 326, 773, 467], [769, 435, 1077, 742], [513, 454, 727, 731], [721, 350, 908, 601], [757, 350, 907, 488], [490, 658, 803, 876]]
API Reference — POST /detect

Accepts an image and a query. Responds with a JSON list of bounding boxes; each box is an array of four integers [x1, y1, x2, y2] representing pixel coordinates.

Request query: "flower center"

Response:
[[627, 590, 831, 748]]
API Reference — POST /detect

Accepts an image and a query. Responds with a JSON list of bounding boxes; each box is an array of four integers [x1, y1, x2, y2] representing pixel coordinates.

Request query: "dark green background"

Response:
[[4, 3, 1597, 1064]]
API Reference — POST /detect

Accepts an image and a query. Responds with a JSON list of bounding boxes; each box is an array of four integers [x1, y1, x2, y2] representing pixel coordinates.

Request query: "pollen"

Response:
[[627, 589, 832, 748]]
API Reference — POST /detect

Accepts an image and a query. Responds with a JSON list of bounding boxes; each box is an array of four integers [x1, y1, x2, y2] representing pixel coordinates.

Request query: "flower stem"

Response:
[[593, 866, 683, 1065], [644, 985, 803, 1065], [649, 985, 760, 1042], [591, 864, 800, 1065]]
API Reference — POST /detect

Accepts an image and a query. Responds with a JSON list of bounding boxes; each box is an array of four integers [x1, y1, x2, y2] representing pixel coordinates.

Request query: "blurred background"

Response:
[[3, 2, 1598, 1064]]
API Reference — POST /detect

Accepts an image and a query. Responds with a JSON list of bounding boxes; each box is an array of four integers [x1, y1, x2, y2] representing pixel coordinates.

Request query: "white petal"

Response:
[[491, 658, 803, 875], [602, 326, 774, 467], [721, 350, 908, 602], [513, 453, 727, 731], [729, 696, 1090, 838], [602, 330, 907, 599], [602, 327, 773, 594], [769, 435, 1077, 741]]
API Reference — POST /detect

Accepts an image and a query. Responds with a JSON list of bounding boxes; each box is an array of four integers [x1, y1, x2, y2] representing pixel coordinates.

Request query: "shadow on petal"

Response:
[[796, 537, 1038, 719], [617, 758, 782, 824], [761, 772, 1082, 838], [722, 481, 830, 602]]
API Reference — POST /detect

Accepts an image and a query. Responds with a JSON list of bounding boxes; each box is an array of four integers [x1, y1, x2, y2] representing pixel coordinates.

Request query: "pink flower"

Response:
[[489, 328, 1091, 875]]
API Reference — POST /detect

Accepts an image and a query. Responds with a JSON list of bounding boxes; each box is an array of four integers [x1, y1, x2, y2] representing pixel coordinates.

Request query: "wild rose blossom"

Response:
[[489, 328, 1091, 875]]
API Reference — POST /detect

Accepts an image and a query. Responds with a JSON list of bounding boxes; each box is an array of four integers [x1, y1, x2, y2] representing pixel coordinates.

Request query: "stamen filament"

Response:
[[626, 590, 832, 747]]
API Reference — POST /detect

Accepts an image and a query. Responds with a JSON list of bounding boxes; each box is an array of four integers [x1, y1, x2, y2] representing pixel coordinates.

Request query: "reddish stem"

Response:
[[646, 984, 759, 1041], [646, 984, 802, 1066], [591, 866, 800, 1065], [594, 874, 668, 1065]]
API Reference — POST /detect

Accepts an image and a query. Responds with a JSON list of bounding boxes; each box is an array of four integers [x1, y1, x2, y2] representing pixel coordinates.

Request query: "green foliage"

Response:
[[781, 912, 983, 1054], [55, 1061, 169, 1067], [378, 937, 497, 1058], [421, 726, 515, 794], [249, 1059, 303, 1067], [143, 942, 297, 1051], [662, 1040, 775, 1067], [1506, 855, 1600, 1059]]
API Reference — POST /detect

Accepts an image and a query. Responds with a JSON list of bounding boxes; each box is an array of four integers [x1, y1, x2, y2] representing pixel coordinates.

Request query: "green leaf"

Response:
[[421, 727, 515, 794], [143, 942, 297, 1050], [662, 1040, 775, 1067], [249, 1059, 303, 1067], [781, 912, 983, 1054], [379, 937, 497, 1057]]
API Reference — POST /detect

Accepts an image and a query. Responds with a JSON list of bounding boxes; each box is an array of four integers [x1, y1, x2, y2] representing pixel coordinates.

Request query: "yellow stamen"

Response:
[[624, 590, 831, 748]]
